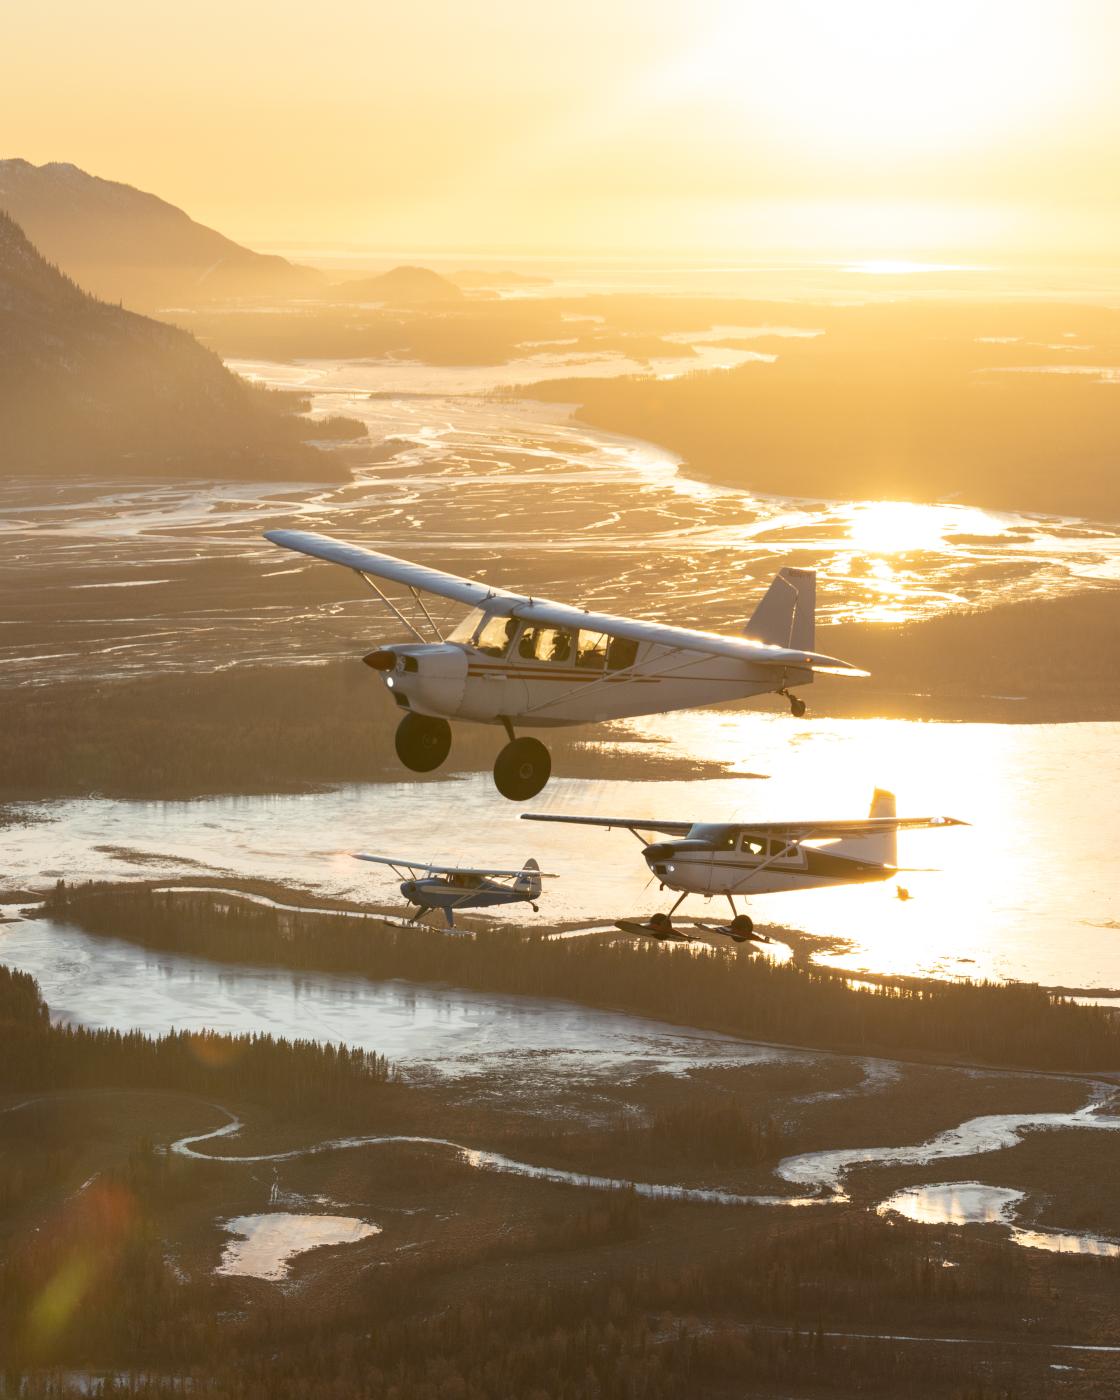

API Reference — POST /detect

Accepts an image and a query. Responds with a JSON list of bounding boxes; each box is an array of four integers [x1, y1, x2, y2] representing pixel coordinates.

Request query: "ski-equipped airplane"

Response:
[[264, 529, 867, 800], [352, 853, 556, 927], [523, 790, 965, 942]]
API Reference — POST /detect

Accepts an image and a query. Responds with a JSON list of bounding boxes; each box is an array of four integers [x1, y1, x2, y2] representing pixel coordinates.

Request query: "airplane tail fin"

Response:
[[515, 858, 543, 901], [829, 789, 898, 867], [865, 788, 898, 867], [744, 568, 816, 653]]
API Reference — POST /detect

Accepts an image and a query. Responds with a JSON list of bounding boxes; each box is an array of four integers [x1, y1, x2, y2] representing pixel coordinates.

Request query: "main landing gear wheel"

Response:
[[394, 713, 452, 773], [493, 737, 551, 801], [728, 914, 754, 943]]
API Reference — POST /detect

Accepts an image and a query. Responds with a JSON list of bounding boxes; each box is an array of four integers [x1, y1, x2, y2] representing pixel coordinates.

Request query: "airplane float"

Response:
[[352, 852, 555, 928], [264, 529, 867, 800], [523, 790, 965, 943]]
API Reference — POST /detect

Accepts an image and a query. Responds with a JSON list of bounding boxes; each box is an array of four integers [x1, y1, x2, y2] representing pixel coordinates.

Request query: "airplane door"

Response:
[[458, 673, 529, 721]]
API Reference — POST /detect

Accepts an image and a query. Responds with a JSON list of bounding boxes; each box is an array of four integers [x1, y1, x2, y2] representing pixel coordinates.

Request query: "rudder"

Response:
[[744, 568, 816, 652], [515, 858, 543, 900]]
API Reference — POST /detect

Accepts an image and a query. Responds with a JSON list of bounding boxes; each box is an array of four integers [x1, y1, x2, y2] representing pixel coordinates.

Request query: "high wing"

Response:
[[352, 853, 558, 878], [520, 814, 696, 837], [736, 816, 967, 839], [268, 531, 521, 613], [264, 530, 866, 676], [521, 814, 965, 839]]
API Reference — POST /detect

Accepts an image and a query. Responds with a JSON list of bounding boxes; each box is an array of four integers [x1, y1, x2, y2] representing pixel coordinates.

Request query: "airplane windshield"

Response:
[[449, 609, 484, 643], [692, 824, 736, 850], [458, 612, 520, 657]]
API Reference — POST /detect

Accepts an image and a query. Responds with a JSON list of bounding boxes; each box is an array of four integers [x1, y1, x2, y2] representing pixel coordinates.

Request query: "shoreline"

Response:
[[10, 878, 1120, 1075], [9, 872, 1120, 1005]]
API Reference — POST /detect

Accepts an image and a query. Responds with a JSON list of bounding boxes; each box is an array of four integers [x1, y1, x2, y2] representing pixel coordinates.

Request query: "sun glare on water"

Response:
[[845, 502, 951, 554]]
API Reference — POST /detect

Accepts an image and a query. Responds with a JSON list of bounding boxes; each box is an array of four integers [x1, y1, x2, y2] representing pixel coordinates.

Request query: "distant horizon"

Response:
[[11, 153, 1120, 278], [5, 1, 1120, 265]]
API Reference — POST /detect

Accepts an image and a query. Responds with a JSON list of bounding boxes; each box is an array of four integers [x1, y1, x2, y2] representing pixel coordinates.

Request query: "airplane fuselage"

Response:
[[642, 826, 894, 897], [370, 636, 809, 729], [402, 875, 536, 914]]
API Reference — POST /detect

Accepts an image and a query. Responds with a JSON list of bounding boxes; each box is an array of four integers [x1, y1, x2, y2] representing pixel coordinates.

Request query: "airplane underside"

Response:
[[387, 666, 812, 801]]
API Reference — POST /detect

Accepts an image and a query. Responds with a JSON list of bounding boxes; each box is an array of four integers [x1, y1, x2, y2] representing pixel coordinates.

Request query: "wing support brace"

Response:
[[354, 570, 428, 643]]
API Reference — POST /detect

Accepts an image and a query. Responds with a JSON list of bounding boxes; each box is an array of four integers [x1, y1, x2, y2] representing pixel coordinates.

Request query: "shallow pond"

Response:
[[218, 1212, 381, 1280], [878, 1181, 1120, 1258]]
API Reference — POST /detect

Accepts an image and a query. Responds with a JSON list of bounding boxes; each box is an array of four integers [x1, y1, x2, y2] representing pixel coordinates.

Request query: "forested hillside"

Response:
[[0, 211, 345, 478]]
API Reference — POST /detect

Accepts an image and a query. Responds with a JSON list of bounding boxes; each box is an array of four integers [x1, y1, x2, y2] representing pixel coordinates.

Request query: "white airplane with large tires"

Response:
[[523, 790, 965, 941], [264, 529, 867, 800]]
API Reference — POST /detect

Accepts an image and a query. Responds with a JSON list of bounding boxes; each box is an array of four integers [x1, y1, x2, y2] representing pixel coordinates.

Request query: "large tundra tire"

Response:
[[395, 713, 452, 772]]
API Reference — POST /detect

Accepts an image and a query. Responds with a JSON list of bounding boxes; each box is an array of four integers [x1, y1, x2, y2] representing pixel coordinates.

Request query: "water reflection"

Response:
[[778, 1095, 1120, 1196], [0, 919, 788, 1085], [3, 363, 1117, 685], [878, 1181, 1120, 1258], [4, 712, 1117, 989], [218, 1213, 380, 1281]]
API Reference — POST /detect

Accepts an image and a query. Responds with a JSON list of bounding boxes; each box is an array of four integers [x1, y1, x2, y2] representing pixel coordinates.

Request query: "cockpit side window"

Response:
[[740, 835, 766, 856], [515, 627, 576, 663], [548, 629, 575, 663], [606, 636, 639, 671], [576, 630, 608, 669], [473, 614, 520, 658]]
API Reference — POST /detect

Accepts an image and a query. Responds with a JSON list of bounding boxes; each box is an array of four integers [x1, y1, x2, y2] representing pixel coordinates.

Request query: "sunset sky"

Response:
[[6, 0, 1120, 257]]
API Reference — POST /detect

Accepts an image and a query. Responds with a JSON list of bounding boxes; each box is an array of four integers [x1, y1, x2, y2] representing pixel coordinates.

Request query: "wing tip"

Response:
[[263, 527, 312, 549]]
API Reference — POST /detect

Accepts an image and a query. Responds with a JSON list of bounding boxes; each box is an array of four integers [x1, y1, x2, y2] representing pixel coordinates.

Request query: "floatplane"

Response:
[[352, 853, 556, 928], [523, 790, 965, 943], [264, 529, 867, 800]]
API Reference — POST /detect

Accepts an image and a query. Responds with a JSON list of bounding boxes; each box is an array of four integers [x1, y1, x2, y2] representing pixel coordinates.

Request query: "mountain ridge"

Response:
[[0, 158, 325, 305]]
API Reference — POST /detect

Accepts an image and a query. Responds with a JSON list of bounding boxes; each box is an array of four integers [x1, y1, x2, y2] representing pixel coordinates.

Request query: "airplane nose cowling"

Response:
[[643, 843, 676, 863], [401, 881, 417, 899], [377, 645, 468, 715]]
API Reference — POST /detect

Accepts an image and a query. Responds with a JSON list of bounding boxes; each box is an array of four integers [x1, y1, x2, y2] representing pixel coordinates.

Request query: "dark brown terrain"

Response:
[[0, 211, 353, 479], [3, 901, 1120, 1399]]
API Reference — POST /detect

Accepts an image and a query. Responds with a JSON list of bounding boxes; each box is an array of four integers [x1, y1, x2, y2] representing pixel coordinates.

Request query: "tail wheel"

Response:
[[395, 713, 452, 773], [493, 737, 551, 801]]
